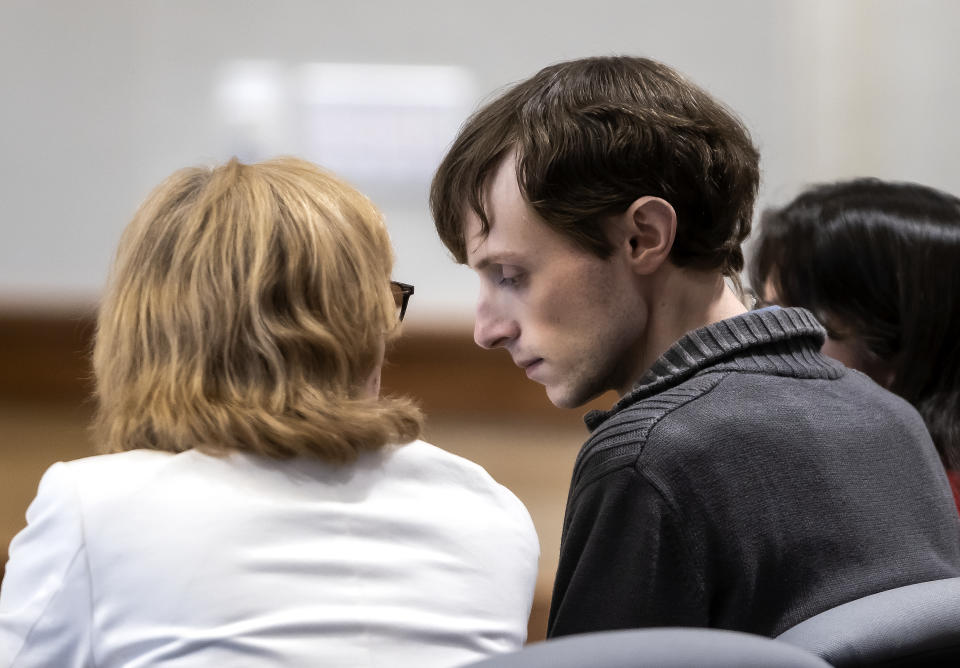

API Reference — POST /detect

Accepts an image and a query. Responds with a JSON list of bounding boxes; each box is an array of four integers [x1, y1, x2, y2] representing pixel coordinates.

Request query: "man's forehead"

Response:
[[462, 207, 524, 267], [463, 208, 495, 269], [461, 152, 554, 270]]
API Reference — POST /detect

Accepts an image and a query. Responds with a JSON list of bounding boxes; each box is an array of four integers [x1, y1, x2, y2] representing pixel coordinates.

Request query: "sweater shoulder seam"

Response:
[[571, 371, 728, 494]]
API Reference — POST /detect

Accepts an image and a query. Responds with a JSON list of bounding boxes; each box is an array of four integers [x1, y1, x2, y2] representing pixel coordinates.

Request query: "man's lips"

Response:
[[516, 358, 544, 377]]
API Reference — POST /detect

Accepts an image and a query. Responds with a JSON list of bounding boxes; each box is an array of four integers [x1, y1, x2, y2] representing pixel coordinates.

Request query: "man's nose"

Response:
[[474, 295, 518, 350]]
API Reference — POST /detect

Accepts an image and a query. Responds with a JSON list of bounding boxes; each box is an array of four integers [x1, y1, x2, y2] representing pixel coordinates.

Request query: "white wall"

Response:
[[2, 0, 959, 321]]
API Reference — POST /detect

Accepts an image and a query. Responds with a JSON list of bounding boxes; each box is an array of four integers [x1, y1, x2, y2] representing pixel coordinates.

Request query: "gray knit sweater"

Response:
[[547, 307, 960, 638]]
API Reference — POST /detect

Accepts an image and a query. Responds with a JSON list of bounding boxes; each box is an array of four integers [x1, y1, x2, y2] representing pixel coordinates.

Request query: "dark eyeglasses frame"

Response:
[[390, 281, 414, 321]]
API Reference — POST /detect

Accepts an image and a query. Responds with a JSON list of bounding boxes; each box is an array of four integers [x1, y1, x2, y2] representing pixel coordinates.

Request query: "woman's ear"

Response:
[[614, 196, 677, 275]]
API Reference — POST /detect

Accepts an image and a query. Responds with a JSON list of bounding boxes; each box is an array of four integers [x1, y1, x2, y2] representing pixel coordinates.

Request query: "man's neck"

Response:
[[618, 268, 747, 396]]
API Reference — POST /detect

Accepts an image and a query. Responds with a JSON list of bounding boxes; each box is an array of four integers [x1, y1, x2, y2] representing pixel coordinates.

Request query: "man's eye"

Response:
[[499, 268, 524, 287]]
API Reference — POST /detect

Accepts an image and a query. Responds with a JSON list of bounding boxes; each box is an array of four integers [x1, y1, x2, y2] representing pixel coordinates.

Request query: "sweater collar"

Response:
[[584, 307, 844, 430]]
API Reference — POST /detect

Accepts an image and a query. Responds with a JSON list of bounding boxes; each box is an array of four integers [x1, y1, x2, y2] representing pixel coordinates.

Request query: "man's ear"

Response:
[[619, 196, 677, 275]]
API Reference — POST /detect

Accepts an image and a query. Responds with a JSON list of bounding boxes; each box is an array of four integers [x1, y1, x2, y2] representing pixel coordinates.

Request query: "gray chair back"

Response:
[[777, 577, 960, 667], [465, 628, 830, 667]]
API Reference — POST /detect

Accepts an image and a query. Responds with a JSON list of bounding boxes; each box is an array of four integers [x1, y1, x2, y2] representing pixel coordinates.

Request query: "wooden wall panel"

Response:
[[0, 312, 611, 418], [0, 311, 97, 403]]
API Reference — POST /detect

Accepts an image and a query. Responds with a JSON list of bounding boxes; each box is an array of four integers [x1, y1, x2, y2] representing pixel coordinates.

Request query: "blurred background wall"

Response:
[[2, 0, 960, 641]]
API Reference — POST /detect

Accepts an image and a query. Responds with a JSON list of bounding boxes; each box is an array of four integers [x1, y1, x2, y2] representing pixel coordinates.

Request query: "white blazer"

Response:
[[0, 441, 539, 667]]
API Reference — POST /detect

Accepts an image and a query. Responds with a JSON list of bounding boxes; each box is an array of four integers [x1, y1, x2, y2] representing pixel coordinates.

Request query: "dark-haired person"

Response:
[[0, 158, 538, 667], [752, 177, 960, 512], [429, 56, 960, 639]]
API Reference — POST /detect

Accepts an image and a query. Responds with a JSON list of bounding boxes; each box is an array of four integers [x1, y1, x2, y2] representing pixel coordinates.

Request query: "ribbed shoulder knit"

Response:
[[574, 308, 844, 488], [550, 307, 960, 639]]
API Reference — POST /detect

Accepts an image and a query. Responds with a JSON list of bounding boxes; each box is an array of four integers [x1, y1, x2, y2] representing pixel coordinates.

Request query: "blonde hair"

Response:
[[93, 157, 423, 462]]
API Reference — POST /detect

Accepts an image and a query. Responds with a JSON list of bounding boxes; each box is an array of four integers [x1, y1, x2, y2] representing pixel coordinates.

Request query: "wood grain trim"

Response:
[[0, 311, 97, 403], [0, 312, 611, 418]]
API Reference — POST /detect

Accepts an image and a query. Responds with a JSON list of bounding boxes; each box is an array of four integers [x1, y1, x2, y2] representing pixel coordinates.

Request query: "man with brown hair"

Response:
[[430, 56, 960, 638]]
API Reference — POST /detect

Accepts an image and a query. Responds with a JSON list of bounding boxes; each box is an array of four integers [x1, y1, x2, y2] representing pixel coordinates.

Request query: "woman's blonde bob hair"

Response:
[[93, 157, 422, 462]]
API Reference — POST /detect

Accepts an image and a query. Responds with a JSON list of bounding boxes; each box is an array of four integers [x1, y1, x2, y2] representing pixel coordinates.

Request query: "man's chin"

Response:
[[545, 385, 592, 410], [544, 373, 616, 409]]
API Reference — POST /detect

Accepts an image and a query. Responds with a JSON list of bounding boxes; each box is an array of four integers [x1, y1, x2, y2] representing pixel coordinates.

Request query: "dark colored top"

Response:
[[948, 470, 960, 513], [547, 307, 960, 638]]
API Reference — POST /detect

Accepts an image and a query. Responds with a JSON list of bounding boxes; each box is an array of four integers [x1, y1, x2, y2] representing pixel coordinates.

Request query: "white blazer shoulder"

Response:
[[0, 442, 539, 668]]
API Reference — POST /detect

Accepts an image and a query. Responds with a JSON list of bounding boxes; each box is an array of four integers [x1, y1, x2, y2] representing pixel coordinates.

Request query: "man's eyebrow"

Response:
[[470, 252, 524, 271]]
